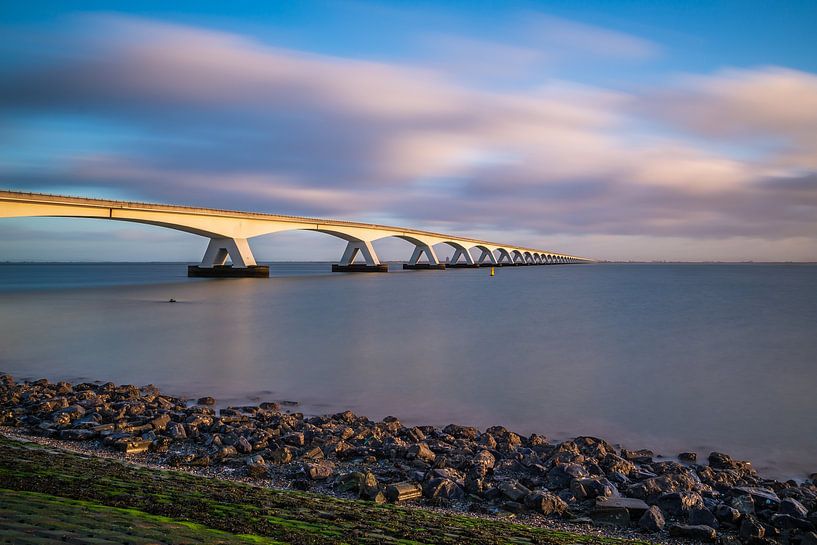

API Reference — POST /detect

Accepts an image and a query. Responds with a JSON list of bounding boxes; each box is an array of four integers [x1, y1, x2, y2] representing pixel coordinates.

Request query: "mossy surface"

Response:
[[0, 436, 652, 545], [0, 488, 285, 544]]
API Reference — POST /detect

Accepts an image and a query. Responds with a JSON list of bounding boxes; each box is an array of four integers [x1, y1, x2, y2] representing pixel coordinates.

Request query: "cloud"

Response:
[[521, 14, 660, 60], [0, 15, 815, 260]]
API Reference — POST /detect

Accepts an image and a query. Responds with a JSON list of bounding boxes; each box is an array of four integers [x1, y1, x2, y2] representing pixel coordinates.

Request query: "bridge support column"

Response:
[[188, 237, 268, 277], [447, 247, 479, 268], [403, 243, 445, 270], [333, 240, 388, 272], [477, 248, 498, 266]]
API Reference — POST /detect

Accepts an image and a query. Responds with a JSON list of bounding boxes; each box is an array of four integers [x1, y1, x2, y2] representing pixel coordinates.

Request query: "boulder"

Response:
[[689, 507, 719, 529], [196, 396, 215, 405], [590, 506, 630, 527], [639, 505, 666, 532], [669, 524, 717, 542], [739, 515, 765, 541], [498, 480, 531, 502], [715, 503, 741, 524], [303, 461, 334, 480], [595, 497, 649, 519], [385, 482, 423, 503], [679, 452, 697, 462], [525, 491, 568, 516], [406, 442, 436, 463], [779, 497, 808, 518], [656, 491, 705, 517]]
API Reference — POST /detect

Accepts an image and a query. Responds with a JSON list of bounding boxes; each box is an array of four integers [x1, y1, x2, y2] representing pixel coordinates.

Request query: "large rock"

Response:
[[590, 507, 630, 527], [525, 491, 568, 516], [406, 442, 436, 463], [739, 515, 765, 541], [385, 482, 422, 503], [778, 497, 808, 518], [595, 497, 649, 519], [669, 524, 717, 542], [498, 480, 530, 502], [733, 487, 780, 509], [303, 461, 333, 480], [424, 478, 464, 501], [689, 507, 719, 529], [639, 505, 666, 532], [656, 491, 705, 517], [715, 503, 741, 524]]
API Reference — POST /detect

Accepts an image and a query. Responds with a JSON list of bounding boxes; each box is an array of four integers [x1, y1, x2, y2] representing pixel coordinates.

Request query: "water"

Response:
[[1, 262, 815, 479]]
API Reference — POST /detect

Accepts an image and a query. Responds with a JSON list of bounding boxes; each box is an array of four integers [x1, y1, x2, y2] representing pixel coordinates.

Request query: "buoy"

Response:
[[490, 267, 495, 277], [168, 298, 176, 303]]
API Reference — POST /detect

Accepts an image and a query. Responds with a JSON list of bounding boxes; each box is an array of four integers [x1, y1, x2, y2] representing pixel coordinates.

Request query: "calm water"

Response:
[[1, 262, 815, 479]]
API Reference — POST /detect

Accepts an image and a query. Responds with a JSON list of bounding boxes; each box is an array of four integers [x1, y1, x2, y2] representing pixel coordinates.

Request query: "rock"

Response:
[[498, 480, 530, 502], [771, 514, 814, 531], [739, 515, 765, 541], [715, 503, 741, 524], [621, 448, 654, 463], [115, 438, 152, 455], [733, 487, 780, 509], [590, 507, 630, 527], [235, 436, 253, 454], [525, 491, 568, 516], [595, 497, 649, 519], [303, 446, 324, 460], [657, 491, 705, 517], [385, 482, 423, 503], [215, 445, 237, 459], [283, 432, 305, 447], [778, 497, 808, 518], [196, 396, 215, 405], [167, 422, 187, 440], [571, 477, 618, 500], [58, 429, 95, 441], [639, 505, 666, 532], [335, 472, 364, 493], [689, 507, 719, 529], [731, 494, 755, 515], [269, 447, 295, 464], [679, 452, 697, 462], [303, 461, 333, 480], [801, 532, 817, 545], [406, 442, 436, 463], [424, 478, 465, 501], [669, 524, 717, 541], [360, 472, 385, 503]]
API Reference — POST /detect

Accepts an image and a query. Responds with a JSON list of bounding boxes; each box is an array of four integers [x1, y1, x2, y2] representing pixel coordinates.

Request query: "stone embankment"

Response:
[[1, 374, 815, 545]]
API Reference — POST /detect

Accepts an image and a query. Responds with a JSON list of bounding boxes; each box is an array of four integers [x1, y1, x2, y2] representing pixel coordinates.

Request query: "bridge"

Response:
[[0, 190, 592, 277]]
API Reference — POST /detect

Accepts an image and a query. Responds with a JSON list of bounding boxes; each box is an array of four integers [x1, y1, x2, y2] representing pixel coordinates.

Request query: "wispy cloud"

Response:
[[0, 14, 815, 260]]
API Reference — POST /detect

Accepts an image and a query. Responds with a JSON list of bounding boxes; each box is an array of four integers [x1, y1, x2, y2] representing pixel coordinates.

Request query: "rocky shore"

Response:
[[1, 374, 815, 545]]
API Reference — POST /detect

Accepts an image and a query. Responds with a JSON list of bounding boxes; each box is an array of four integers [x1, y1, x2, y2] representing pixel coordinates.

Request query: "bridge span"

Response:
[[0, 190, 592, 277]]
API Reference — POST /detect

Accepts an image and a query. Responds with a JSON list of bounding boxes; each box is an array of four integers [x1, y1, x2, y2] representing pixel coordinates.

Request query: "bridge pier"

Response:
[[188, 237, 269, 277], [403, 243, 445, 270], [477, 248, 498, 266], [333, 240, 388, 272]]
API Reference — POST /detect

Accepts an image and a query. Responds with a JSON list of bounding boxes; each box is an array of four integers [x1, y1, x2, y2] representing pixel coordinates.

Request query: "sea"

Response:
[[1, 262, 815, 479]]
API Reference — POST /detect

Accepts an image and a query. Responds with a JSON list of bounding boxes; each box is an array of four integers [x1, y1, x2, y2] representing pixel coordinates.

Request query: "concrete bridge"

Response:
[[0, 190, 592, 277]]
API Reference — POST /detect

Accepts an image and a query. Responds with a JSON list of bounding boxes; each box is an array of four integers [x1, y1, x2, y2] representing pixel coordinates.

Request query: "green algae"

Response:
[[0, 436, 653, 545]]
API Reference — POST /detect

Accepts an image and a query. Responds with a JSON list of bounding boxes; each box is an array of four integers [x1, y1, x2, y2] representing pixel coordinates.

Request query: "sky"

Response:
[[1, 1, 816, 262]]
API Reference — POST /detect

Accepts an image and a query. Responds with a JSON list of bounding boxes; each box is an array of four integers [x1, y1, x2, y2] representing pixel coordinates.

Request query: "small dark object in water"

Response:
[[168, 298, 176, 303]]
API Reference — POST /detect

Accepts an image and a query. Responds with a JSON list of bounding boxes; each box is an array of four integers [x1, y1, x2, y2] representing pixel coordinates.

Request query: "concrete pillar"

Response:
[[450, 246, 476, 265], [497, 248, 514, 264], [477, 248, 498, 265], [200, 237, 257, 268], [408, 243, 440, 265], [339, 240, 381, 266]]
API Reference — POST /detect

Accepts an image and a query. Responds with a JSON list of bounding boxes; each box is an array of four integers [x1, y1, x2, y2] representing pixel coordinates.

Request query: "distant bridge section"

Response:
[[0, 190, 592, 277]]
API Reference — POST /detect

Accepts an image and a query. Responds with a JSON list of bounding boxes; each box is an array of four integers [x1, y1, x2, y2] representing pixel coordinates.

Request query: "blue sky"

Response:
[[1, 1, 816, 261]]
